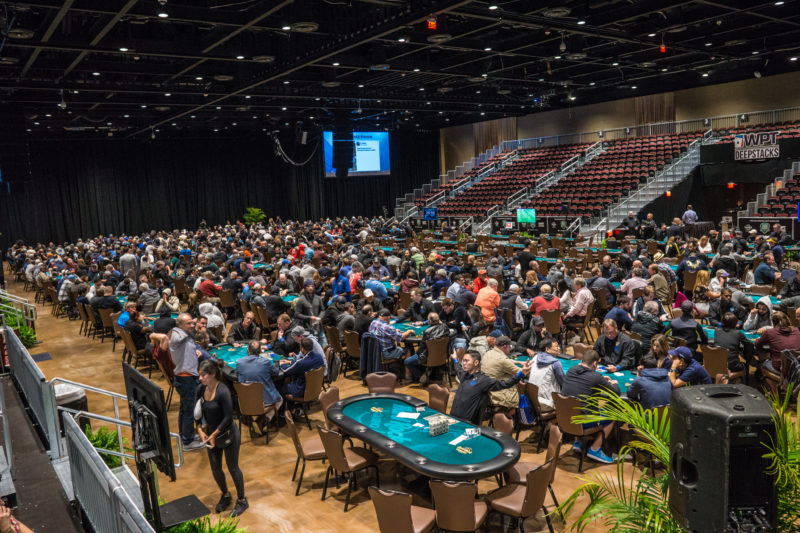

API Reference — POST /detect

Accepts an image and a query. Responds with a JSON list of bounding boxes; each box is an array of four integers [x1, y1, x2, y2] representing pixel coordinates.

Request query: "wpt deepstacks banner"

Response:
[[734, 131, 780, 160]]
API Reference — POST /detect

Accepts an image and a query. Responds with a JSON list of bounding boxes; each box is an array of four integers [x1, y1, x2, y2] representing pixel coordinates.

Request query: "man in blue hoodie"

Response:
[[627, 355, 671, 409]]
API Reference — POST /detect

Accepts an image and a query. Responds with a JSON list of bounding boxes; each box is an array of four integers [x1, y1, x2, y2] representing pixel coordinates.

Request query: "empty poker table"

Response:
[[327, 393, 520, 481], [512, 355, 636, 394], [208, 343, 286, 369]]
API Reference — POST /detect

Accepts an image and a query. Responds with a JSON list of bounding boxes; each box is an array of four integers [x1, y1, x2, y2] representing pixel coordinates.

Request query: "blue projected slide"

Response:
[[324, 131, 391, 177]]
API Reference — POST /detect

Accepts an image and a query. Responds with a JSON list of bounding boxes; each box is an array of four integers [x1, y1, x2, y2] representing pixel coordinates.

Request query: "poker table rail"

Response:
[[327, 393, 520, 481]]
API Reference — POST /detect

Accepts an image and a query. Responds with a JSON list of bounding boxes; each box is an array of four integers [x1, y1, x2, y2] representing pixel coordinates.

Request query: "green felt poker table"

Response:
[[661, 322, 761, 343], [433, 250, 487, 257], [208, 343, 287, 369], [114, 294, 128, 305], [512, 355, 637, 394], [143, 312, 179, 325], [282, 294, 298, 304], [252, 262, 273, 270], [743, 294, 780, 306], [327, 393, 520, 480], [391, 321, 429, 340]]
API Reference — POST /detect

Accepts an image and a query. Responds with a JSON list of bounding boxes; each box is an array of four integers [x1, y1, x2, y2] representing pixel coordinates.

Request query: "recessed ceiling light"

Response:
[[445, 118, 450, 121], [281, 24, 291, 31], [171, 122, 177, 126], [439, 111, 443, 114], [419, 87, 425, 91], [332, 62, 340, 66], [476, 90, 481, 94], [315, 97, 321, 101], [92, 72, 100, 76], [413, 68, 420, 72], [661, 67, 669, 72], [791, 56, 798, 61], [119, 47, 129, 52], [577, 20, 586, 25], [191, 115, 196, 118], [569, 96, 576, 101], [141, 105, 147, 108], [282, 107, 287, 110], [45, 113, 51, 117], [214, 128, 219, 132], [123, 114, 129, 118], [236, 55, 245, 60], [647, 33, 656, 37], [611, 62, 619, 66], [480, 112, 485, 115], [488, 4, 498, 10], [484, 46, 492, 51], [157, 11, 168, 18], [702, 72, 709, 77], [245, 95, 251, 99], [195, 76, 203, 80], [309, 116, 314, 120], [377, 99, 381, 102], [232, 122, 237, 126], [554, 55, 562, 59], [426, 101, 431, 105], [752, 51, 759, 55], [481, 73, 488, 77], [705, 42, 712, 46], [283, 80, 290, 84], [539, 78, 544, 81], [775, 1, 784, 4], [398, 37, 406, 42], [631, 85, 638, 89], [216, 106, 221, 109], [589, 81, 596, 85], [358, 84, 364, 88]]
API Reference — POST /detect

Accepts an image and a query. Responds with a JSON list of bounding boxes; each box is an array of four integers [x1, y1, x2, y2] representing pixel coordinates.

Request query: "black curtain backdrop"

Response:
[[0, 130, 439, 246]]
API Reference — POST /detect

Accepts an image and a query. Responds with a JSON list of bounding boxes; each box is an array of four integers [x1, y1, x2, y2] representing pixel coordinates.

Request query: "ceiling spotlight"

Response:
[[157, 10, 168, 18], [791, 56, 799, 61], [244, 95, 251, 99], [236, 55, 245, 60], [281, 24, 291, 31], [283, 80, 290, 84], [554, 55, 561, 59], [775, 1, 784, 4], [752, 51, 759, 55], [413, 68, 420, 72], [196, 76, 203, 80], [702, 72, 709, 77], [92, 71, 100, 76], [282, 107, 287, 110], [164, 92, 171, 96], [705, 42, 712, 46], [647, 33, 656, 37], [559, 35, 567, 52], [481, 73, 488, 77], [589, 82, 595, 86], [216, 106, 221, 109], [332, 62, 340, 66], [611, 62, 619, 66], [631, 85, 638, 89], [419, 87, 425, 91], [141, 105, 147, 108], [119, 47, 129, 52], [156, 0, 168, 18], [488, 4, 498, 10], [397, 37, 407, 43], [484, 46, 492, 51], [661, 67, 669, 72], [358, 84, 364, 88], [480, 112, 485, 115], [123, 114, 130, 118], [577, 19, 586, 25]]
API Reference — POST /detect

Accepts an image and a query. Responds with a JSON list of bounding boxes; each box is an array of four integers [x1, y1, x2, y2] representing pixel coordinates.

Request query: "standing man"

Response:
[[159, 313, 204, 451], [681, 204, 698, 238]]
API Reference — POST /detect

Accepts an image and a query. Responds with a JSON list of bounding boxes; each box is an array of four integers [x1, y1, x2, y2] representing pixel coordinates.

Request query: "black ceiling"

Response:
[[0, 0, 799, 139]]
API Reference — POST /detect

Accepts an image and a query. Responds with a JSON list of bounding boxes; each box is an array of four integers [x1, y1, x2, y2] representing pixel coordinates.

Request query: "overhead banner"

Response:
[[734, 131, 780, 161]]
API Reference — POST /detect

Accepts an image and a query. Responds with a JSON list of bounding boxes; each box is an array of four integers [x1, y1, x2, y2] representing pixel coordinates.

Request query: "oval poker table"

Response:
[[390, 320, 429, 342], [208, 343, 287, 369], [327, 393, 520, 481], [143, 312, 179, 325]]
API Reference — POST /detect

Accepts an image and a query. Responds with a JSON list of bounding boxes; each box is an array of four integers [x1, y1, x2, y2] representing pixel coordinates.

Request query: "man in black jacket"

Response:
[[560, 349, 619, 464], [516, 316, 553, 357], [592, 319, 637, 371], [448, 350, 531, 425], [353, 305, 375, 339], [404, 312, 451, 383], [401, 288, 436, 324], [708, 288, 747, 326]]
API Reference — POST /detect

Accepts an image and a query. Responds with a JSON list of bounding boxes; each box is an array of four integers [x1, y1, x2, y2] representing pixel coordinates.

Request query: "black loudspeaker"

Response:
[[332, 130, 354, 178], [669, 385, 777, 533], [546, 247, 559, 258]]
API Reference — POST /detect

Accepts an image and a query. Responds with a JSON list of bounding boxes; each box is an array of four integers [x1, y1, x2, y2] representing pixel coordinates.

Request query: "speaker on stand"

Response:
[[669, 384, 777, 533]]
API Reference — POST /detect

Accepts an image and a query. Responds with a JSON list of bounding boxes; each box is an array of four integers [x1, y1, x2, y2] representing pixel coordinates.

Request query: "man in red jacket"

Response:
[[472, 269, 489, 294], [529, 283, 561, 316], [197, 271, 221, 303]]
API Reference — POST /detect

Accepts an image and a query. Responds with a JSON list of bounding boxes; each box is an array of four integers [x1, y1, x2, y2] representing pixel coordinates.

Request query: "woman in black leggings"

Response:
[[196, 359, 248, 517]]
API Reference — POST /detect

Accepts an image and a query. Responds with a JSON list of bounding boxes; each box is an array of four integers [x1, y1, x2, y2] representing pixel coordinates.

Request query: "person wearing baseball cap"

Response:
[[667, 346, 711, 387], [473, 269, 490, 294]]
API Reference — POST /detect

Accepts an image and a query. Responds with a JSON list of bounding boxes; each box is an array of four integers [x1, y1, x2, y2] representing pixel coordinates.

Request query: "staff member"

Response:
[[196, 359, 248, 517]]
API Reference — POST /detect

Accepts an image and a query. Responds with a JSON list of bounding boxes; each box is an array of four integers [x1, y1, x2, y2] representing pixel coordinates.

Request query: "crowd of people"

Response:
[[6, 207, 800, 486]]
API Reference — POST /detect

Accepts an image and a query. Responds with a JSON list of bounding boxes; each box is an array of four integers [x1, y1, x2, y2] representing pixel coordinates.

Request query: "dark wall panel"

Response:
[[0, 131, 439, 246]]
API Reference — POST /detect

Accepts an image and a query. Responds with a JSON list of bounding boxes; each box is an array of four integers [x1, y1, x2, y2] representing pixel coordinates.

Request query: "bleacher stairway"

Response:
[[737, 161, 800, 220]]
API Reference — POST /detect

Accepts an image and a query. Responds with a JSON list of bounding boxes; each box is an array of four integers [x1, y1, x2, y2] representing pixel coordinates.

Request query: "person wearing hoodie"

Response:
[[137, 282, 161, 314], [666, 300, 708, 360], [486, 257, 504, 277], [527, 338, 566, 410], [631, 301, 665, 346], [743, 295, 773, 334], [627, 354, 671, 409]]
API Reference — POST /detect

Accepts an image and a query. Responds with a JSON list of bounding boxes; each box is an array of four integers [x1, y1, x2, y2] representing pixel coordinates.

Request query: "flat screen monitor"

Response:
[[323, 131, 391, 177], [423, 208, 438, 221], [122, 362, 176, 481], [516, 208, 536, 224]]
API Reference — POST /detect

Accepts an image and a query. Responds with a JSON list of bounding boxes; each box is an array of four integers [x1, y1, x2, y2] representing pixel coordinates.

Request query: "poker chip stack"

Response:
[[425, 414, 450, 436]]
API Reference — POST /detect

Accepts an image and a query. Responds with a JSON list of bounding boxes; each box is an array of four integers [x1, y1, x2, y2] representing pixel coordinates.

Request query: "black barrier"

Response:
[[738, 216, 798, 239]]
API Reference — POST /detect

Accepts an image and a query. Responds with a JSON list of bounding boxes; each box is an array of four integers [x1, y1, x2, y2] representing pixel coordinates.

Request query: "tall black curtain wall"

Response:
[[0, 130, 439, 246]]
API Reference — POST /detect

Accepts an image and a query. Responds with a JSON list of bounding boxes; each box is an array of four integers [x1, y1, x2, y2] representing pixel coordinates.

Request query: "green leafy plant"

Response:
[[242, 207, 266, 225], [557, 391, 681, 533], [84, 426, 125, 469], [16, 324, 37, 347], [164, 516, 247, 533], [763, 386, 800, 533]]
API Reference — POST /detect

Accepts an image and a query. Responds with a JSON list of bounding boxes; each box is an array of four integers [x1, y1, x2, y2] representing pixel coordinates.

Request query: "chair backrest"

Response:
[[318, 385, 340, 429], [429, 480, 479, 532], [750, 285, 773, 296], [76, 302, 89, 322], [366, 372, 397, 393], [368, 487, 415, 533], [552, 393, 585, 436], [254, 305, 268, 329], [590, 288, 609, 311], [427, 384, 450, 413], [521, 461, 557, 516], [304, 366, 326, 402], [233, 382, 266, 416], [683, 271, 699, 293], [492, 412, 513, 435], [111, 312, 123, 336], [631, 287, 646, 301], [120, 329, 139, 355], [424, 337, 450, 368], [523, 382, 546, 418], [98, 307, 115, 328], [398, 291, 412, 311], [544, 424, 563, 484], [219, 289, 235, 308], [344, 330, 361, 359], [317, 426, 350, 473], [325, 325, 344, 353], [239, 298, 249, 316], [583, 301, 595, 326], [284, 412, 306, 458], [572, 342, 591, 359], [700, 345, 729, 379], [539, 309, 562, 333], [209, 325, 225, 343]]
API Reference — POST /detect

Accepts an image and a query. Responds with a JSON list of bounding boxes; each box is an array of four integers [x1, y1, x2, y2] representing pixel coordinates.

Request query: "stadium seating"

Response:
[[434, 144, 586, 217], [712, 120, 800, 143], [520, 132, 703, 221]]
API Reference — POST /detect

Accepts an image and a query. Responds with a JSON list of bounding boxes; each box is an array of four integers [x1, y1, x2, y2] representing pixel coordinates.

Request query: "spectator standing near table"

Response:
[[681, 204, 698, 237]]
